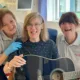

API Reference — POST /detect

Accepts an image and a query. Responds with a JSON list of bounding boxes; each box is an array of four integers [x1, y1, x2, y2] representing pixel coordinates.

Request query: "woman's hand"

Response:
[[3, 62, 12, 74], [3, 54, 26, 74], [0, 42, 22, 65], [4, 42, 22, 56], [9, 54, 26, 68]]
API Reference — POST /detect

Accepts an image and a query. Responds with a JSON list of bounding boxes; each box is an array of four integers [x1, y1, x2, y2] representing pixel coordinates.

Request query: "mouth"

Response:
[[65, 29, 72, 32], [31, 31, 37, 34]]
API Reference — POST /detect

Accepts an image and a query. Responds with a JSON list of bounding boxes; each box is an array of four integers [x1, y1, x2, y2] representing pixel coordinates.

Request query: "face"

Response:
[[60, 22, 77, 37], [26, 17, 43, 41], [1, 13, 16, 38]]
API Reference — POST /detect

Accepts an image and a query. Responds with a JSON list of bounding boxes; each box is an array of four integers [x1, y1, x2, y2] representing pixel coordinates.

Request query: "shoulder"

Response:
[[75, 32, 80, 45], [45, 39, 56, 46], [57, 34, 64, 42], [77, 32, 80, 39], [0, 32, 3, 40], [15, 38, 23, 43], [57, 33, 64, 39]]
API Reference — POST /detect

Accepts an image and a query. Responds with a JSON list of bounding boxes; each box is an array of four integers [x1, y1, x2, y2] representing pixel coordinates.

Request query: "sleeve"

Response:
[[0, 65, 7, 80], [7, 52, 16, 62], [51, 40, 59, 59]]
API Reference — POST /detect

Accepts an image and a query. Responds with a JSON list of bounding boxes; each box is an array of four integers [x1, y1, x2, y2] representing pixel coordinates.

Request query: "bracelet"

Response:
[[6, 72, 12, 76]]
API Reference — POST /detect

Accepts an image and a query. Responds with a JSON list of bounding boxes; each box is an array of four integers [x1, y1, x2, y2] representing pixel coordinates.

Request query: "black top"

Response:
[[8, 39, 58, 80], [9, 39, 58, 59], [0, 65, 7, 80]]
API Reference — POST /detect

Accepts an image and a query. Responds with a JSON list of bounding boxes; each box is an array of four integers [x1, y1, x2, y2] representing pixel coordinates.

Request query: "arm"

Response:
[[3, 55, 26, 80], [0, 54, 8, 65], [0, 42, 22, 65], [0, 41, 7, 65], [3, 54, 26, 74]]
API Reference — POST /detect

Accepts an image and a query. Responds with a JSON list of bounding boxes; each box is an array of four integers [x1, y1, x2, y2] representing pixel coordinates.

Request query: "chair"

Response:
[[48, 28, 57, 43]]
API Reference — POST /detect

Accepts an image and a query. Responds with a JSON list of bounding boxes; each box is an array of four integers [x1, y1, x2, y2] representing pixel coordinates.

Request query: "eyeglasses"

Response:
[[27, 23, 42, 28]]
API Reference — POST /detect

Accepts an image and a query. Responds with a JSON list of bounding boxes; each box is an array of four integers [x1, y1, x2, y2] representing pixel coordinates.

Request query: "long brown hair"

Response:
[[22, 12, 49, 42]]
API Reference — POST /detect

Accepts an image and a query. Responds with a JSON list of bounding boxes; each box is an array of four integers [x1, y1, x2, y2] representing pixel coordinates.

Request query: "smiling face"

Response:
[[60, 22, 76, 37], [59, 12, 79, 39], [26, 17, 43, 42], [1, 13, 16, 38]]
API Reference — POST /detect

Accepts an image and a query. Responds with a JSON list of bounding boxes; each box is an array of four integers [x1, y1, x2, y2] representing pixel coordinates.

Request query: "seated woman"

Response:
[[4, 12, 58, 80]]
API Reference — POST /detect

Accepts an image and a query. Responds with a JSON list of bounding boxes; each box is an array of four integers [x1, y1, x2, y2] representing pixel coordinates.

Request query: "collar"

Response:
[[61, 32, 80, 45], [0, 31, 17, 41]]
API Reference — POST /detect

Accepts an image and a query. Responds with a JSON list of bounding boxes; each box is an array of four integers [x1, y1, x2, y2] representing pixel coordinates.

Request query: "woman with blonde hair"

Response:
[[4, 12, 58, 80]]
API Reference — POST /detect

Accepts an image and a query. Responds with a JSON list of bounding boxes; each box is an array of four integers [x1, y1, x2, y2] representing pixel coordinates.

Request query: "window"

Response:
[[16, 0, 33, 10], [47, 0, 80, 21]]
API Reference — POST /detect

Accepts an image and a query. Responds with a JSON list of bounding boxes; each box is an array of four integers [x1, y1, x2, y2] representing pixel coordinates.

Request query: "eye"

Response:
[[10, 20, 13, 23], [28, 23, 32, 26], [35, 23, 42, 26], [35, 23, 39, 26]]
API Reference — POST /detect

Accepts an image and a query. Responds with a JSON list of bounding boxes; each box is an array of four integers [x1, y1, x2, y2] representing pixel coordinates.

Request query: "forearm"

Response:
[[0, 53, 7, 65], [3, 62, 14, 74], [3, 62, 15, 80]]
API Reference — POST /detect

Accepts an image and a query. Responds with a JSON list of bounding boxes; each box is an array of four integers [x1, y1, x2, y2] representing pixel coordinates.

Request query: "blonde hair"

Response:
[[22, 12, 49, 42]]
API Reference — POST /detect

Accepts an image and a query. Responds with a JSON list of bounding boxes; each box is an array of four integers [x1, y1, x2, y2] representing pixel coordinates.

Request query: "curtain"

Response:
[[38, 0, 47, 20]]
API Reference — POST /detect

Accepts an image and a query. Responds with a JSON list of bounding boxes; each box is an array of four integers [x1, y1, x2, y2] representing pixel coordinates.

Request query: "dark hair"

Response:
[[59, 12, 79, 26], [0, 8, 16, 30]]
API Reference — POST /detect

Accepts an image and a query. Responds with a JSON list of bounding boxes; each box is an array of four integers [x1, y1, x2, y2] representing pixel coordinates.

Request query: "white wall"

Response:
[[0, 0, 62, 34], [46, 21, 62, 34], [1, 0, 80, 34], [8, 0, 38, 23]]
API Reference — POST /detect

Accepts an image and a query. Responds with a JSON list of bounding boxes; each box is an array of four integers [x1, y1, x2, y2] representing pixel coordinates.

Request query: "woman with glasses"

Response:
[[4, 12, 58, 80]]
